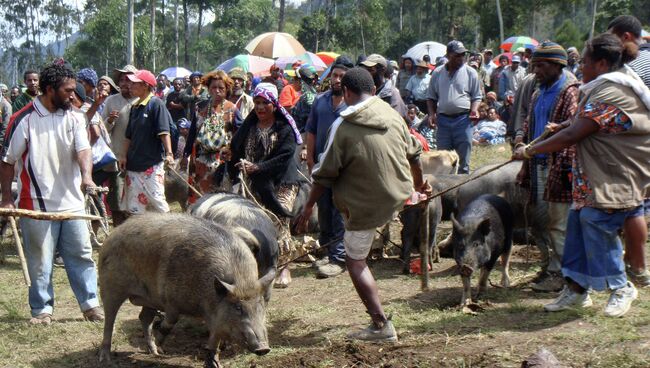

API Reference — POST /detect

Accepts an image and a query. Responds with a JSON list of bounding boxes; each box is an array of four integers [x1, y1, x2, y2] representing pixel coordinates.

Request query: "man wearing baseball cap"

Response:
[[426, 40, 482, 174], [120, 69, 175, 215], [100, 64, 139, 227], [499, 54, 526, 99], [360, 54, 407, 118]]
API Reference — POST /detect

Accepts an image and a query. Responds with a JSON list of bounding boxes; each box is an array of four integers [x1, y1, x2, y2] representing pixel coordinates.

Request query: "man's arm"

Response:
[[77, 148, 96, 192], [0, 162, 14, 207], [159, 133, 174, 165], [305, 132, 316, 174], [120, 138, 130, 171]]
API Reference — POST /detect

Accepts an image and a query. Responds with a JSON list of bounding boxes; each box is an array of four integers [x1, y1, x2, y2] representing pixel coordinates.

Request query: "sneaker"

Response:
[[604, 282, 638, 318], [53, 256, 65, 268], [627, 267, 650, 288], [313, 257, 329, 268], [531, 272, 565, 292], [544, 286, 593, 312], [316, 262, 345, 279], [346, 319, 398, 343]]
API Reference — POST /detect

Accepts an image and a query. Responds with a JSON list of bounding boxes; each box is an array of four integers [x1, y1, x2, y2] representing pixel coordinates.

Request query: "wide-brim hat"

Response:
[[99, 75, 120, 93], [112, 64, 137, 82]]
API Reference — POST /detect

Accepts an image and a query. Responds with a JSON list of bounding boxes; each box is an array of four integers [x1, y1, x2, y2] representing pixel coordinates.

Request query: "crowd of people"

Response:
[[0, 14, 649, 345]]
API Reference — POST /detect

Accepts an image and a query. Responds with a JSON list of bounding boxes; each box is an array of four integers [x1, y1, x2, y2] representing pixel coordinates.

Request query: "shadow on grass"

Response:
[[32, 348, 195, 368], [393, 286, 583, 334]]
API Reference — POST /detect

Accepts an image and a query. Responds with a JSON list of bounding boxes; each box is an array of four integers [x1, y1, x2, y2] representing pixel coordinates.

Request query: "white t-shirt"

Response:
[[2, 97, 90, 212]]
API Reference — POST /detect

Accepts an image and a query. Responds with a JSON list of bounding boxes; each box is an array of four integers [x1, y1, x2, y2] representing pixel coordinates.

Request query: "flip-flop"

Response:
[[83, 307, 105, 322], [29, 313, 52, 326]]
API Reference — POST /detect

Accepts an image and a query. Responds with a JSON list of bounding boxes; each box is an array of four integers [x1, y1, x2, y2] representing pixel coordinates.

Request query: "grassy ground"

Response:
[[1, 145, 649, 368]]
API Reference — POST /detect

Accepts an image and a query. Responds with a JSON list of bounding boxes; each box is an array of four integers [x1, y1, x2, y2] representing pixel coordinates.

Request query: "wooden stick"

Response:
[[167, 165, 203, 199], [8, 216, 30, 287], [0, 208, 101, 221]]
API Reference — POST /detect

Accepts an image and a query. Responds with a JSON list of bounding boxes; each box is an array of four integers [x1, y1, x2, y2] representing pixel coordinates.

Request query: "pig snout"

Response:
[[459, 264, 474, 276], [243, 326, 270, 355], [254, 346, 271, 356]]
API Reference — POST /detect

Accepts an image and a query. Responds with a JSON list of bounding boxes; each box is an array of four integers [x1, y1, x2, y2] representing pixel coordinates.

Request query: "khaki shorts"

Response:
[[344, 229, 376, 260]]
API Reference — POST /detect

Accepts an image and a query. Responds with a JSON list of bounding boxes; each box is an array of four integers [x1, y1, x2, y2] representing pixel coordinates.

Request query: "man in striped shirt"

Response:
[[608, 15, 650, 287], [0, 63, 103, 325]]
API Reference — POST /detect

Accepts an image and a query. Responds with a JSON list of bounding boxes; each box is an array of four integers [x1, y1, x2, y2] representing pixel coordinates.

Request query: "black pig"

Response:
[[451, 194, 513, 306]]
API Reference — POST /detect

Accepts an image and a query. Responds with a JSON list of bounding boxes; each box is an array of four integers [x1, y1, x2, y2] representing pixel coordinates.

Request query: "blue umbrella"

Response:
[[159, 66, 192, 79]]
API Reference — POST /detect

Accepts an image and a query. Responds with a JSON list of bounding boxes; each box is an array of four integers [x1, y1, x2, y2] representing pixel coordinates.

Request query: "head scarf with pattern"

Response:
[[253, 83, 303, 144]]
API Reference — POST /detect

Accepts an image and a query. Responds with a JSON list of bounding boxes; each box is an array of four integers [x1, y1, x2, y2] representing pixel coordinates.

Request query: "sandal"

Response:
[[29, 313, 52, 326], [83, 307, 105, 322]]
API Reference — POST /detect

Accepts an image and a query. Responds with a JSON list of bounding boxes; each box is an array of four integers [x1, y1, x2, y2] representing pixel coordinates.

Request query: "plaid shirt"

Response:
[[520, 72, 579, 203]]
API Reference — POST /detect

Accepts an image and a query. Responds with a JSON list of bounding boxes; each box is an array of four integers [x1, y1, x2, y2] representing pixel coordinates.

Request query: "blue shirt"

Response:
[[305, 90, 347, 162]]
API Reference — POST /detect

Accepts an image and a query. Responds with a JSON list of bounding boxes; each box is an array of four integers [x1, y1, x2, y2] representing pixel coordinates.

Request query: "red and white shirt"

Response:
[[2, 97, 90, 212]]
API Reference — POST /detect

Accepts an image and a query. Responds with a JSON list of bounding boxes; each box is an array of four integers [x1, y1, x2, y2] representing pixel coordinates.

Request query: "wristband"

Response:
[[522, 145, 533, 159]]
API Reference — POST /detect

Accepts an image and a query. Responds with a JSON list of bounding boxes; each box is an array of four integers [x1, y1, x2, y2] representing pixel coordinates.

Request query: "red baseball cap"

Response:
[[127, 69, 156, 87]]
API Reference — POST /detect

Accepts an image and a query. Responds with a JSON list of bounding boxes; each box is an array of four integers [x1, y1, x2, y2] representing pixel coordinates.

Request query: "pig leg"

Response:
[[461, 275, 472, 306], [500, 250, 512, 288], [98, 292, 127, 364], [139, 307, 162, 355], [204, 329, 222, 368], [154, 308, 179, 346], [477, 267, 490, 300]]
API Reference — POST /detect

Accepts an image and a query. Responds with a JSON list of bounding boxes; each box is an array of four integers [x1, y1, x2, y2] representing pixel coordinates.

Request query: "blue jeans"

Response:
[[562, 207, 635, 292], [20, 217, 100, 317], [317, 188, 345, 263], [436, 113, 473, 174]]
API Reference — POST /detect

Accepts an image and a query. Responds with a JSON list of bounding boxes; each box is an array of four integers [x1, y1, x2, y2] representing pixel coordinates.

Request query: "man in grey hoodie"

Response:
[[296, 68, 431, 343]]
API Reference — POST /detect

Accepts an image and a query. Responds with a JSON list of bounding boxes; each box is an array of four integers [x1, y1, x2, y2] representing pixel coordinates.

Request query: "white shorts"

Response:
[[121, 162, 170, 215], [344, 229, 376, 260]]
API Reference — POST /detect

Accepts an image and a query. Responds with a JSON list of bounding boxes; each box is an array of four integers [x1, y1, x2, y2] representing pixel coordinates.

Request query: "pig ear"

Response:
[[478, 218, 491, 236], [215, 277, 236, 297], [258, 268, 277, 289], [450, 213, 462, 231]]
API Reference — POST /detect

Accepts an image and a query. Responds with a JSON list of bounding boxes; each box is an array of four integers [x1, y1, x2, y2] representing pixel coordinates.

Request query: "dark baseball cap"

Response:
[[447, 40, 468, 55]]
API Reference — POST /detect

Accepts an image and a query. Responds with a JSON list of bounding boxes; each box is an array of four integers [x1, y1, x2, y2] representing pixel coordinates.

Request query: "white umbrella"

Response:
[[245, 32, 307, 58], [405, 42, 447, 63], [159, 66, 192, 79]]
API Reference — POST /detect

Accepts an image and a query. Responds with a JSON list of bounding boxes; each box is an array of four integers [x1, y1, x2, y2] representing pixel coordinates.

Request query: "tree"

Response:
[[555, 19, 585, 50]]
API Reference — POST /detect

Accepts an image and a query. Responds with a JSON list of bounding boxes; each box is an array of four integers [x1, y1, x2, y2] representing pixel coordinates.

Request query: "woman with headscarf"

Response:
[[190, 70, 241, 197], [513, 33, 650, 317], [229, 82, 303, 288]]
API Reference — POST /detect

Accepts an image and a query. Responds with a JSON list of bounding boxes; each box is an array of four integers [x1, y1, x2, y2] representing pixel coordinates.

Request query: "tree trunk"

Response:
[[278, 0, 286, 32], [496, 0, 504, 51], [195, 1, 203, 69], [589, 0, 598, 39], [399, 0, 403, 32], [150, 0, 156, 72], [174, 0, 179, 66], [127, 0, 135, 65], [161, 0, 165, 38], [183, 0, 189, 67]]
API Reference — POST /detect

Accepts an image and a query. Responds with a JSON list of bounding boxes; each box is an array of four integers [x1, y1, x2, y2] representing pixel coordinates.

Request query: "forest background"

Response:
[[0, 0, 648, 85]]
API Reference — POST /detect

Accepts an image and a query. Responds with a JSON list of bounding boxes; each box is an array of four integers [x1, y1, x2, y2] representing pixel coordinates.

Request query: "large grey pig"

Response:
[[451, 194, 513, 306], [98, 213, 274, 368], [189, 192, 278, 303]]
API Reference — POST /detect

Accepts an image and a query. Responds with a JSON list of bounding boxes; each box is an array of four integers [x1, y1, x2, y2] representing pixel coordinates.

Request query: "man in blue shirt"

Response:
[[305, 56, 353, 278]]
